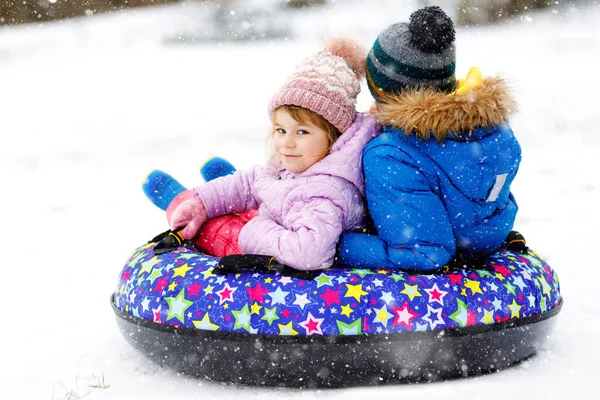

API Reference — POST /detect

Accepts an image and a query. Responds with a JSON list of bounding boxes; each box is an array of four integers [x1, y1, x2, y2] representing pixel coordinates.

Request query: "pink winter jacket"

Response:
[[194, 113, 380, 270]]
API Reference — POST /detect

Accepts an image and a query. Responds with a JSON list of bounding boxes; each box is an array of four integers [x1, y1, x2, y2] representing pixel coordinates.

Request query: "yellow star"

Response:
[[192, 313, 219, 331], [460, 288, 467, 296], [481, 309, 494, 324], [340, 304, 354, 318], [204, 285, 214, 295], [508, 299, 522, 318], [278, 321, 298, 336], [401, 283, 422, 301], [464, 279, 483, 295], [494, 273, 505, 281], [245, 282, 251, 287], [172, 263, 193, 278], [313, 290, 318, 295], [119, 285, 124, 295], [265, 277, 273, 283], [251, 302, 262, 315], [345, 283, 368, 302], [377, 269, 389, 275], [168, 282, 178, 291], [223, 303, 229, 309]]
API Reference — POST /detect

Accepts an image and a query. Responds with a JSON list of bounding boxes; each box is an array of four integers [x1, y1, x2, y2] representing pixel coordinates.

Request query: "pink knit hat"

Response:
[[268, 38, 366, 133]]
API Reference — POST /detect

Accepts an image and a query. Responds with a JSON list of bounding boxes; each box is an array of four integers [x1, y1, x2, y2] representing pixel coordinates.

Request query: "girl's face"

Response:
[[271, 109, 330, 173]]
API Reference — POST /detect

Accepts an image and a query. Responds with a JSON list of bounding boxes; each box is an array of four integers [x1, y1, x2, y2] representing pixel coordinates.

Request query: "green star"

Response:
[[503, 281, 517, 295], [165, 289, 193, 323], [449, 298, 468, 328], [350, 269, 375, 278], [336, 318, 362, 335], [478, 270, 494, 278], [232, 304, 252, 332], [261, 307, 279, 326], [146, 266, 164, 284], [389, 272, 406, 282], [315, 273, 335, 288]]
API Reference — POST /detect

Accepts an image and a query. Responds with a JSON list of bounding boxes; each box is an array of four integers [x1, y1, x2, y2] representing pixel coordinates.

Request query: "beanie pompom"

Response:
[[408, 6, 455, 53], [324, 37, 366, 79]]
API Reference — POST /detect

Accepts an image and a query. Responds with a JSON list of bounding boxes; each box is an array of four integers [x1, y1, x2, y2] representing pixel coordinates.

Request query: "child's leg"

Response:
[[193, 212, 255, 257]]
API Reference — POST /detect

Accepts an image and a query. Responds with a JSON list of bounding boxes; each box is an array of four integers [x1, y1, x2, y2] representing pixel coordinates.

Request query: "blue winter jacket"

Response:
[[338, 77, 521, 271]]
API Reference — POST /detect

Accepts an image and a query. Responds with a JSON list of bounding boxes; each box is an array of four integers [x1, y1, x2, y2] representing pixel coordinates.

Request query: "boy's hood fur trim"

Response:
[[373, 77, 517, 140]]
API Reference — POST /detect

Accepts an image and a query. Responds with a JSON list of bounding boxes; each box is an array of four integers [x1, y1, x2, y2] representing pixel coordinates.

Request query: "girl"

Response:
[[167, 38, 380, 271]]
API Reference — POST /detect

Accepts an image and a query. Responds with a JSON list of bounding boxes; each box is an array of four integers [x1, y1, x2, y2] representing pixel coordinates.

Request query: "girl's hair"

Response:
[[268, 105, 342, 165]]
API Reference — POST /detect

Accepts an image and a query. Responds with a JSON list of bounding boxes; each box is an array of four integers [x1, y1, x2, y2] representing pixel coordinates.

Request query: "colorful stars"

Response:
[[203, 284, 214, 295], [140, 297, 151, 313], [503, 280, 517, 295], [449, 298, 468, 328], [172, 263, 193, 278], [216, 283, 237, 305], [464, 279, 483, 295], [232, 304, 252, 332], [315, 273, 335, 287], [278, 276, 293, 286], [391, 301, 418, 329], [292, 292, 312, 310], [138, 258, 161, 276], [422, 305, 445, 330], [507, 299, 522, 318], [340, 304, 354, 318], [400, 283, 422, 301], [372, 305, 393, 326], [481, 309, 495, 324], [152, 305, 162, 323], [299, 312, 324, 335], [261, 307, 279, 326], [165, 289, 193, 323], [246, 283, 270, 303], [424, 283, 448, 305], [277, 321, 298, 336], [146, 266, 164, 284], [187, 281, 203, 297], [350, 269, 375, 278], [336, 318, 362, 335], [250, 302, 262, 315], [192, 313, 219, 331], [380, 291, 395, 304], [345, 283, 368, 302], [154, 277, 169, 293], [537, 276, 552, 297], [389, 272, 406, 282], [268, 287, 290, 306]]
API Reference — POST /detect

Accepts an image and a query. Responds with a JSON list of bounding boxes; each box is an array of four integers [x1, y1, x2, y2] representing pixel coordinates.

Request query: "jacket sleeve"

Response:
[[339, 144, 455, 271], [193, 166, 261, 219], [239, 194, 344, 271]]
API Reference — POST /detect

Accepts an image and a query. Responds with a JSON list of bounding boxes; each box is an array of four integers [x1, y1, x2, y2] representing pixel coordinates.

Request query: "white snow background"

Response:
[[1, 0, 599, 398]]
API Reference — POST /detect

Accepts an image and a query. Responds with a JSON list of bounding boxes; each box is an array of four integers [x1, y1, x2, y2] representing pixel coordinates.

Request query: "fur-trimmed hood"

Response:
[[373, 77, 517, 140]]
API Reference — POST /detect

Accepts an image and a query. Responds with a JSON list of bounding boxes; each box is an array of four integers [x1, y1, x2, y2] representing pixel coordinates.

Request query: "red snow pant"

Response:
[[166, 190, 257, 257]]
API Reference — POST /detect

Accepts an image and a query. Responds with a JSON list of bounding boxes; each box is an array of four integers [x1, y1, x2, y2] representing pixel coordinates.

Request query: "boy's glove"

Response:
[[168, 197, 208, 239]]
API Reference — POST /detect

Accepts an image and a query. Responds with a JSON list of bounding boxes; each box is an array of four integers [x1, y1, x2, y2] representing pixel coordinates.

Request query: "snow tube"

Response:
[[111, 241, 562, 387]]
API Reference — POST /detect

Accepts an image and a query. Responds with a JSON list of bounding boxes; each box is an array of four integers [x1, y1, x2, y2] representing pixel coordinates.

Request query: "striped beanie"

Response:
[[268, 38, 366, 133], [366, 6, 456, 100]]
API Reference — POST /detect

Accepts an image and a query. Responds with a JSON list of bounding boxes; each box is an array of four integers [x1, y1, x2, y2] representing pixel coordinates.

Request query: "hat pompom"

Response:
[[324, 37, 366, 79], [408, 6, 455, 53]]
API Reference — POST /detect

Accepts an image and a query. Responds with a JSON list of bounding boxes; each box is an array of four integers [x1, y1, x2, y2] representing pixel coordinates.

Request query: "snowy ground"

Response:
[[1, 1, 599, 399]]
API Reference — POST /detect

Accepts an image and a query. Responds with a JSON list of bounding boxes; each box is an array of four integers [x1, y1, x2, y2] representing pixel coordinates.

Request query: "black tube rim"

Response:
[[110, 294, 562, 345]]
